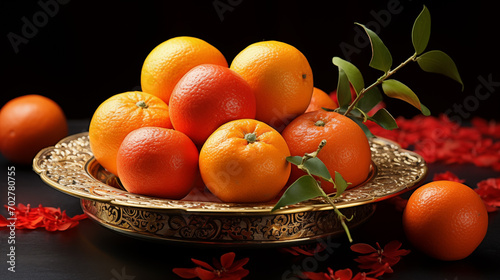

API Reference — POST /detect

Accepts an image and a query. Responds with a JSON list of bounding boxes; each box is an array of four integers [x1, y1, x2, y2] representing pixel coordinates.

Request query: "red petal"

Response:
[[334, 268, 353, 280], [279, 247, 301, 256], [366, 262, 393, 278], [220, 252, 235, 268], [191, 258, 214, 271], [432, 171, 465, 183], [227, 258, 249, 272], [56, 222, 75, 231], [17, 203, 28, 212], [281, 246, 315, 256], [0, 215, 9, 227], [353, 255, 379, 265], [383, 240, 402, 253], [300, 271, 331, 280], [350, 243, 376, 254], [70, 213, 88, 221], [352, 272, 378, 280], [172, 268, 199, 279], [194, 267, 216, 280]]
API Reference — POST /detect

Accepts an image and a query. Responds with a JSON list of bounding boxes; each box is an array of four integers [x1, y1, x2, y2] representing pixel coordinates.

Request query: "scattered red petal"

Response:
[[472, 117, 500, 138], [0, 215, 8, 227], [350, 243, 376, 255], [351, 240, 410, 278], [1, 204, 87, 231], [173, 252, 249, 280], [366, 262, 393, 278], [280, 242, 327, 256], [432, 171, 466, 183], [366, 115, 500, 170], [301, 268, 377, 280], [475, 177, 500, 212]]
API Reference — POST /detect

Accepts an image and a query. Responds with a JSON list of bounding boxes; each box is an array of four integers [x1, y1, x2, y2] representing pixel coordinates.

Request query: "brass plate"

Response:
[[33, 132, 427, 245]]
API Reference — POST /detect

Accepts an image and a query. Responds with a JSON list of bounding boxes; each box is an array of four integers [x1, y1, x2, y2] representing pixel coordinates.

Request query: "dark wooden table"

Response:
[[1, 120, 499, 280]]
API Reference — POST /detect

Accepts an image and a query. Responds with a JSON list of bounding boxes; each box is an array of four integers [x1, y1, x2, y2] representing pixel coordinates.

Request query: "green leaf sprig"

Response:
[[272, 140, 353, 242], [271, 6, 464, 243], [333, 6, 463, 134]]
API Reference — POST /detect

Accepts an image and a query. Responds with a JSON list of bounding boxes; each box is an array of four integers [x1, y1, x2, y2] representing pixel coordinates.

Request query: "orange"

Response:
[[230, 41, 313, 131], [169, 64, 256, 147], [141, 36, 228, 104], [117, 127, 198, 199], [89, 91, 172, 176], [199, 119, 291, 203], [281, 110, 371, 193], [0, 95, 67, 164], [305, 87, 338, 113], [403, 180, 488, 261]]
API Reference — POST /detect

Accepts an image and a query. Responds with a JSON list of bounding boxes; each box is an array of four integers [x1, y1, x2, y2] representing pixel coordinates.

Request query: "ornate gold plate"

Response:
[[33, 132, 427, 246]]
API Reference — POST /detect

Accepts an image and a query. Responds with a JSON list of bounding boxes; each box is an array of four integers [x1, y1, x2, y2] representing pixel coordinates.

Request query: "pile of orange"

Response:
[[85, 35, 373, 202], [2, 35, 489, 262]]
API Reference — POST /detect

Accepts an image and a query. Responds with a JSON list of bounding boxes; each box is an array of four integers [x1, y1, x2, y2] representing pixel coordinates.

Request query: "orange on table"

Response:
[[230, 40, 313, 132], [281, 110, 371, 193], [403, 180, 488, 261], [117, 127, 199, 199], [0, 94, 67, 164], [305, 87, 338, 113], [199, 119, 291, 203], [141, 36, 228, 104], [169, 64, 256, 147], [89, 91, 172, 176]]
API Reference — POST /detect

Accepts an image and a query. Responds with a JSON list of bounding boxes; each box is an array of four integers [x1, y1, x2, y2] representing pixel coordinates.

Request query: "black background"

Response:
[[2, 0, 499, 122]]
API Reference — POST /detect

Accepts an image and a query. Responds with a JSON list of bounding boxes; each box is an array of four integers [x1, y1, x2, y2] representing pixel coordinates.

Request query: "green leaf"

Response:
[[303, 157, 333, 182], [355, 23, 393, 73], [381, 79, 431, 116], [368, 108, 398, 130], [347, 115, 375, 138], [417, 50, 464, 90], [412, 5, 431, 55], [286, 156, 302, 166], [337, 68, 352, 107], [332, 171, 350, 199], [356, 86, 383, 113], [420, 103, 431, 116], [332, 57, 365, 94], [272, 175, 325, 211]]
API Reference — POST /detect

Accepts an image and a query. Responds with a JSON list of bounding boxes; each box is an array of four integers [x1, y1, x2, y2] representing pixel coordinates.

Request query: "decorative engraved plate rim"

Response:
[[33, 132, 427, 215], [80, 199, 376, 246]]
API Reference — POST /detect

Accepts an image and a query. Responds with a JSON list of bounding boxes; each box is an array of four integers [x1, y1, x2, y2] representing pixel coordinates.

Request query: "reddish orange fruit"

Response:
[[281, 110, 372, 193], [199, 119, 291, 203], [305, 87, 338, 113], [230, 40, 313, 131], [0, 95, 67, 164], [169, 64, 256, 147], [89, 91, 172, 175], [141, 36, 228, 104], [117, 127, 198, 199], [403, 180, 488, 261]]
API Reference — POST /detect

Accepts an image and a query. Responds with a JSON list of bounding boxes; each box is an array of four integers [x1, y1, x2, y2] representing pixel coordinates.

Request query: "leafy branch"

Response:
[[271, 140, 353, 242], [333, 6, 463, 136], [271, 6, 464, 243]]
